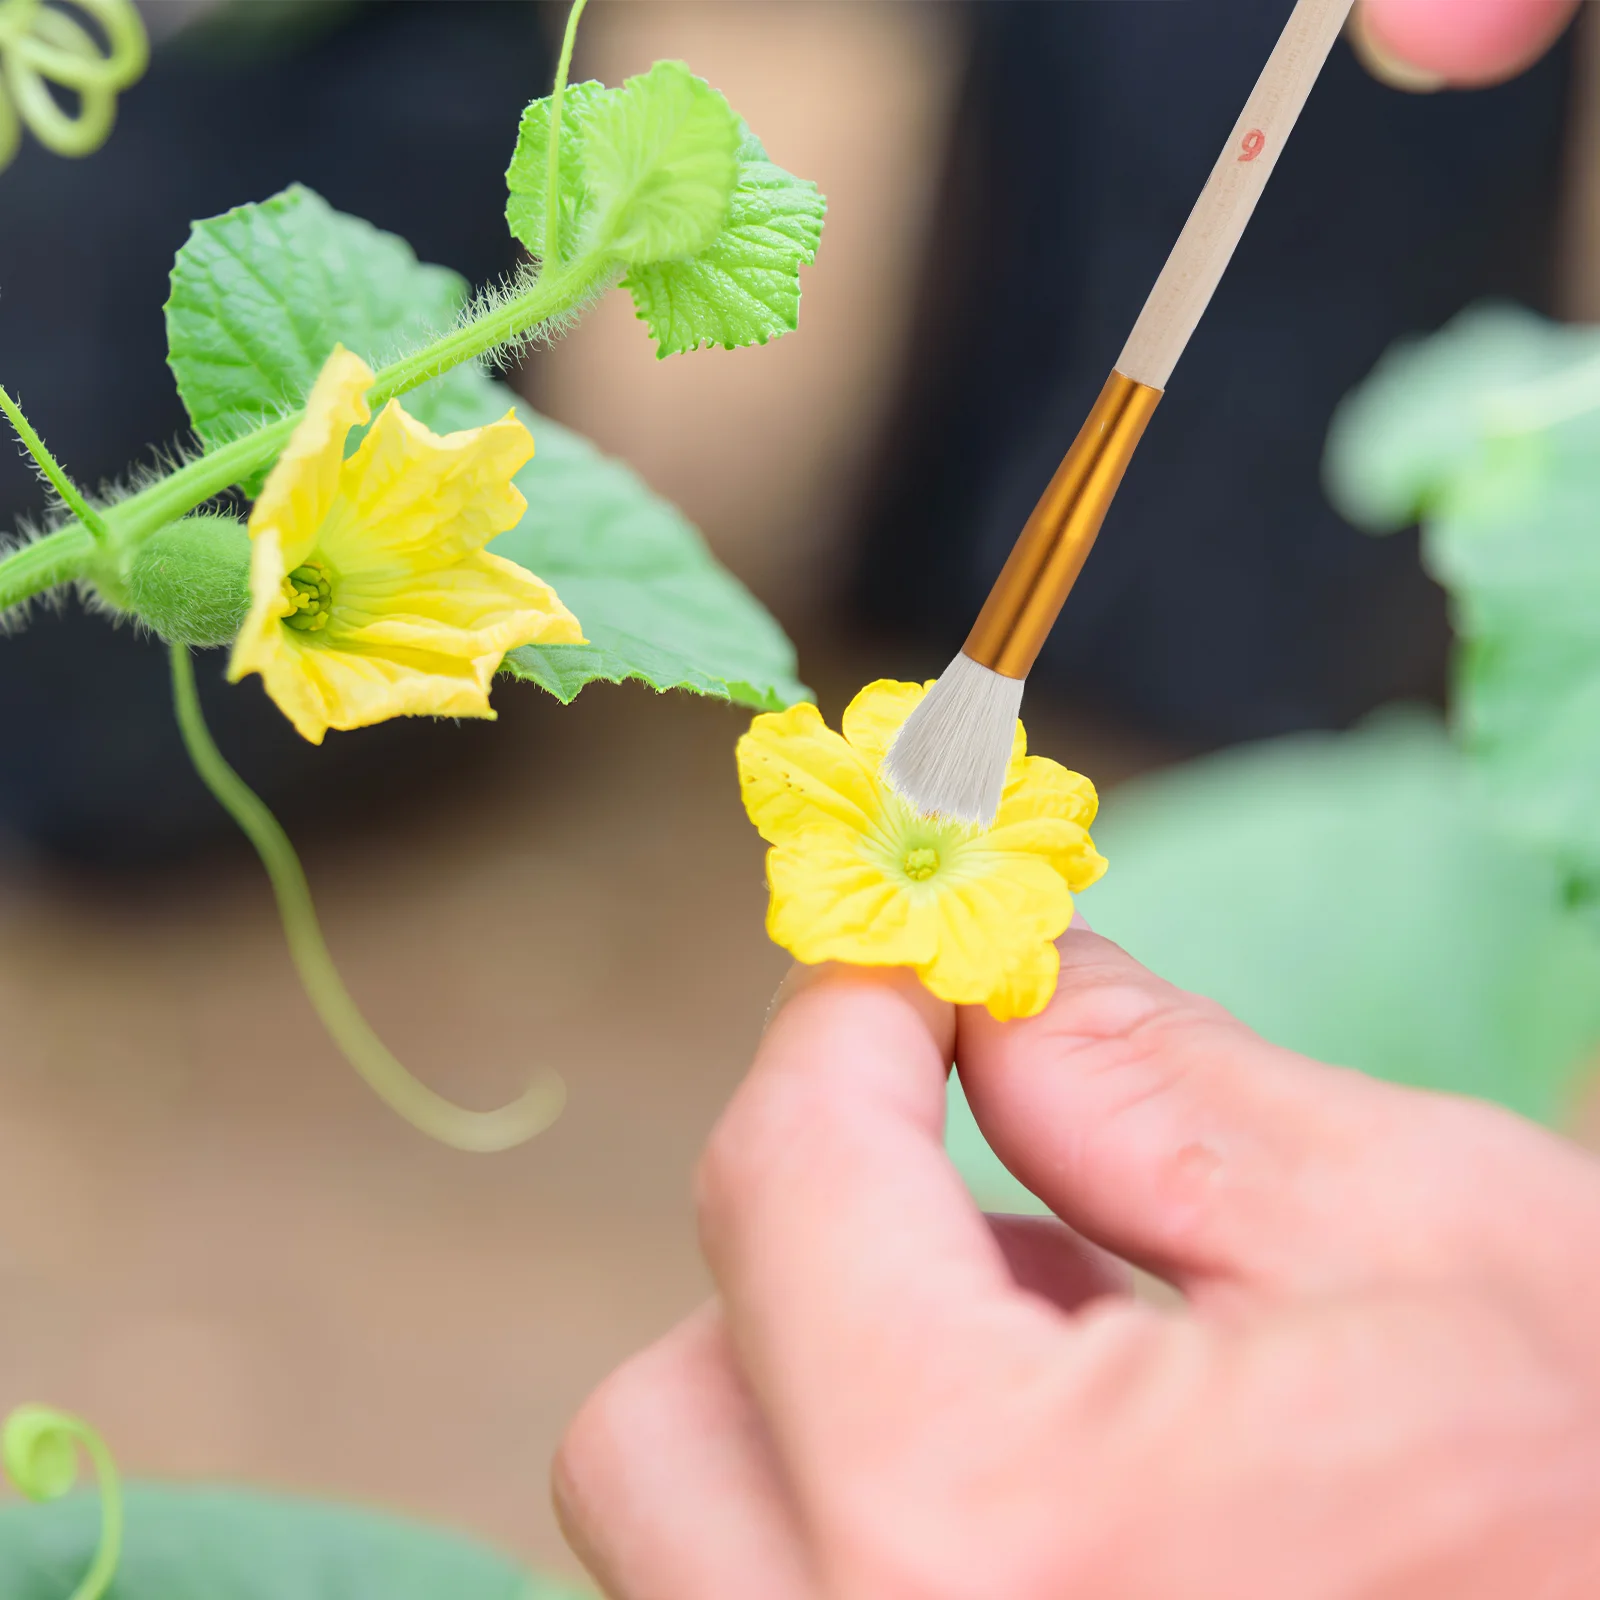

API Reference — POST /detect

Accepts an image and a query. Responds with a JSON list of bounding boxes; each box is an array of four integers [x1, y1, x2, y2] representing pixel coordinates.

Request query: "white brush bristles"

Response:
[[883, 652, 1025, 828]]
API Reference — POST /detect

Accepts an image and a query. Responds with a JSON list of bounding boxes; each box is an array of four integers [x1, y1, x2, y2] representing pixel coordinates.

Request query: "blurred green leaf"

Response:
[[1323, 302, 1600, 532], [1327, 304, 1600, 895], [495, 399, 809, 711], [624, 129, 825, 357], [165, 185, 482, 470], [1081, 713, 1600, 1120], [0, 1485, 591, 1599]]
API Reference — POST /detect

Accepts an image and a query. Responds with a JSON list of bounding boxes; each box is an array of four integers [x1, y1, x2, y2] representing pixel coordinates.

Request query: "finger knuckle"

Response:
[[695, 1075, 813, 1235], [553, 1360, 647, 1520]]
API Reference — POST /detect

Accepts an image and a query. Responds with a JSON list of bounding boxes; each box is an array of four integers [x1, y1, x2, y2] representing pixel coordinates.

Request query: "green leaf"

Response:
[[165, 184, 485, 468], [1323, 302, 1600, 532], [1089, 716, 1600, 1117], [579, 61, 741, 264], [504, 63, 740, 270], [624, 130, 825, 357], [1327, 305, 1600, 893], [504, 80, 611, 265], [0, 1485, 592, 1599], [493, 398, 809, 711]]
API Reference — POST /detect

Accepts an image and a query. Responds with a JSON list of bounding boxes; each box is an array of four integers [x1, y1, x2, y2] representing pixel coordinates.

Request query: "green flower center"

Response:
[[282, 561, 333, 633], [903, 846, 940, 882]]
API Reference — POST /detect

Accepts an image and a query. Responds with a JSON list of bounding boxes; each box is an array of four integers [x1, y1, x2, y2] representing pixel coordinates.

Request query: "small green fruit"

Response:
[[126, 514, 252, 647]]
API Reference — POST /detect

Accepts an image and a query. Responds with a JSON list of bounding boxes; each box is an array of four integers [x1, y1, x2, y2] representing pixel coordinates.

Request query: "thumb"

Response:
[[1354, 0, 1580, 89], [954, 928, 1512, 1298]]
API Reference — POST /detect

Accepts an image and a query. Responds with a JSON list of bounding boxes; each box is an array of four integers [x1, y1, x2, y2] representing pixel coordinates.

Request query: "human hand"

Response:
[[1355, 0, 1581, 89], [555, 929, 1600, 1598]]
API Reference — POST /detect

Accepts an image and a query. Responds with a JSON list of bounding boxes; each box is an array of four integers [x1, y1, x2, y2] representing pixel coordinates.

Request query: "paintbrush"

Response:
[[885, 0, 1358, 826]]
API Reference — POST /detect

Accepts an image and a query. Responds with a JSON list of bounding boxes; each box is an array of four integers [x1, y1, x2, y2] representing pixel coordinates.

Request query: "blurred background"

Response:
[[0, 0, 1595, 1582]]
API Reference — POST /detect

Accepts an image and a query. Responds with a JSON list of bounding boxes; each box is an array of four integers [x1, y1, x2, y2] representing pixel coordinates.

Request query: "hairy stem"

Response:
[[366, 252, 605, 405], [0, 385, 111, 542], [0, 522, 96, 610], [170, 644, 565, 1153], [545, 0, 592, 270], [0, 249, 607, 611]]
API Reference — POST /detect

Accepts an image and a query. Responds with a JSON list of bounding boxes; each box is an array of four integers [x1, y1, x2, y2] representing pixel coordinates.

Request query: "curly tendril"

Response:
[[2, 1405, 123, 1600], [170, 643, 567, 1153], [0, 0, 147, 173]]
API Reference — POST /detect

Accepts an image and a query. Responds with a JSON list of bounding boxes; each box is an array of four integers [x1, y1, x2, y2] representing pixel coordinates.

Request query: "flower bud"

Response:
[[126, 514, 251, 646]]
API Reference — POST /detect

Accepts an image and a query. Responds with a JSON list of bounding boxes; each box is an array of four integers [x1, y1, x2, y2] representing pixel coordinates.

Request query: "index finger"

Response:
[[696, 966, 1064, 1499]]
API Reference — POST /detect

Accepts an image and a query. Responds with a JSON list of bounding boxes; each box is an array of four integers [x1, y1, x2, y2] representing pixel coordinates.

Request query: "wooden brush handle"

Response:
[[1117, 0, 1357, 390]]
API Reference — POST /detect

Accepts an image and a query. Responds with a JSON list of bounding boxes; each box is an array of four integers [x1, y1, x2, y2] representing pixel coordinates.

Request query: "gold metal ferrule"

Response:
[[963, 369, 1162, 680]]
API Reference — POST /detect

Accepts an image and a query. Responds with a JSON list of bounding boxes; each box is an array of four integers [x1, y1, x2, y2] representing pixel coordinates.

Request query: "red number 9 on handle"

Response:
[[1239, 128, 1266, 163]]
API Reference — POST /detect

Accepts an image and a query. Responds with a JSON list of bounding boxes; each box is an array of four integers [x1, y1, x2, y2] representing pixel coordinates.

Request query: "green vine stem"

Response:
[[544, 0, 591, 269], [3, 1404, 123, 1600], [0, 247, 607, 613], [170, 644, 567, 1153], [0, 384, 110, 541]]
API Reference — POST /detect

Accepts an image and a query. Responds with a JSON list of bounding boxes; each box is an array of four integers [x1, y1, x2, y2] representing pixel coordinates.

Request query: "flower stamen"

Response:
[[904, 846, 940, 882], [283, 561, 333, 633]]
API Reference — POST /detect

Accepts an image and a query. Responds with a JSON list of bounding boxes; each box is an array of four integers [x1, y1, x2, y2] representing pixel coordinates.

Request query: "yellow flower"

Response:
[[737, 679, 1107, 1020], [228, 346, 583, 744]]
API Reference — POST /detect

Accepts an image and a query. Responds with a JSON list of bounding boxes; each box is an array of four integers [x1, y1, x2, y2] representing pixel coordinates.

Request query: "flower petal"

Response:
[[766, 835, 940, 969], [915, 852, 1074, 1013], [996, 753, 1099, 829], [737, 703, 884, 846], [988, 755, 1107, 889], [257, 634, 499, 743], [317, 404, 535, 574], [973, 937, 1062, 1023], [249, 346, 373, 570], [228, 523, 300, 697], [840, 678, 928, 764], [331, 550, 583, 667]]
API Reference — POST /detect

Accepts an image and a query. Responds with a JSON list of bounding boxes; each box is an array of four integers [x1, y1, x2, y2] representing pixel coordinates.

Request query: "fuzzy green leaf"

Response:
[[580, 61, 741, 264], [624, 130, 825, 357], [0, 1485, 591, 1599], [504, 79, 611, 265], [1326, 304, 1600, 896], [165, 184, 484, 468], [493, 397, 808, 710], [506, 64, 740, 270]]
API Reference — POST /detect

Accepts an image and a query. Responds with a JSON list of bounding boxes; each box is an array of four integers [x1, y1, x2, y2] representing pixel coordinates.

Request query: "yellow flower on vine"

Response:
[[0, 0, 148, 173], [737, 679, 1107, 1020], [228, 346, 583, 744]]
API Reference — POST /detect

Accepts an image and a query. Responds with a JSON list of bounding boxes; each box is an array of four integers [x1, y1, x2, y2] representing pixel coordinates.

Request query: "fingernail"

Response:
[[1347, 7, 1448, 93]]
